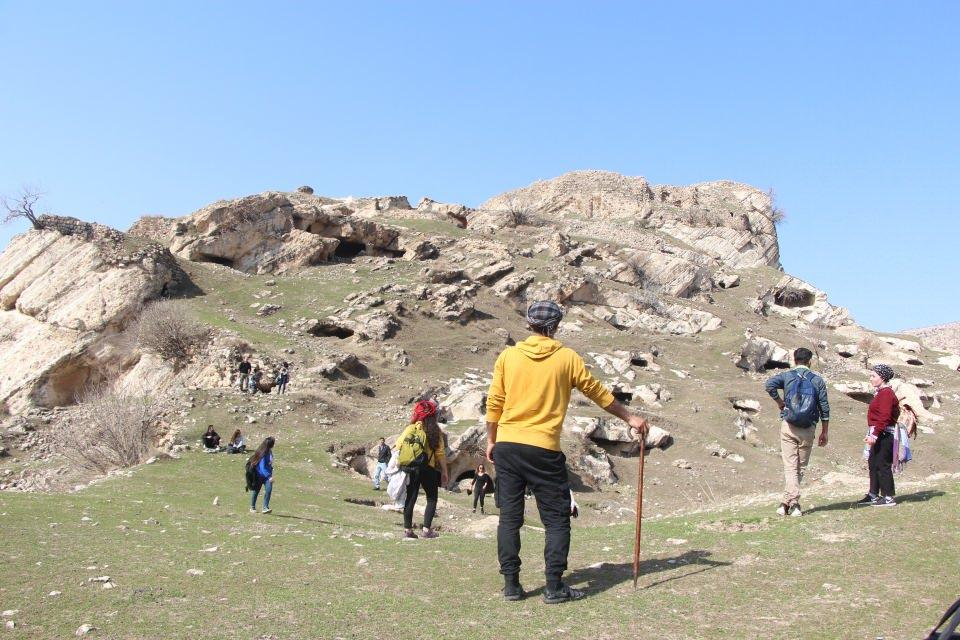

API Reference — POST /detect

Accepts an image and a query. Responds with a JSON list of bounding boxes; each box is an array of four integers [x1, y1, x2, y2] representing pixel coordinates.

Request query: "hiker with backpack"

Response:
[[857, 364, 901, 507], [485, 301, 649, 604], [764, 347, 831, 517], [397, 399, 448, 539], [471, 463, 494, 514], [246, 436, 275, 514]]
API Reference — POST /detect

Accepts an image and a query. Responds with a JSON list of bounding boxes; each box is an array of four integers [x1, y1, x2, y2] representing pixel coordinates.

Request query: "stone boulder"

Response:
[[603, 247, 713, 298], [416, 198, 470, 228], [754, 275, 852, 328], [735, 335, 791, 372]]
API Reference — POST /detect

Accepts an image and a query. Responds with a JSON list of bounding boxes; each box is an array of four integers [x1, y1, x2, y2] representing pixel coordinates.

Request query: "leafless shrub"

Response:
[[137, 300, 212, 366], [626, 257, 662, 293], [766, 188, 786, 225], [59, 385, 164, 473], [857, 335, 883, 366], [502, 196, 535, 227], [809, 318, 833, 363], [2, 186, 46, 230]]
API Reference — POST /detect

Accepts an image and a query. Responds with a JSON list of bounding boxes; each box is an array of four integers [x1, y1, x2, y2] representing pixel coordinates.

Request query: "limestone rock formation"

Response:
[[905, 322, 960, 356], [480, 170, 781, 269], [0, 222, 182, 412], [753, 275, 852, 328], [134, 192, 408, 274]]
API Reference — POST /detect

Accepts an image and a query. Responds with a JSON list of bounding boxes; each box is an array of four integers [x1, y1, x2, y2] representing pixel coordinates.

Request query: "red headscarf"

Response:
[[411, 399, 438, 423]]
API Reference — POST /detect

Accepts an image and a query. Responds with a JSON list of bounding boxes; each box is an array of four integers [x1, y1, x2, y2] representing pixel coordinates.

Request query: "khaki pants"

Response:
[[780, 421, 815, 506]]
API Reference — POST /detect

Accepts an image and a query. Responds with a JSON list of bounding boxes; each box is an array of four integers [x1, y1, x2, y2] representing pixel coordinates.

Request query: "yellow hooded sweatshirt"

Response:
[[485, 335, 615, 451]]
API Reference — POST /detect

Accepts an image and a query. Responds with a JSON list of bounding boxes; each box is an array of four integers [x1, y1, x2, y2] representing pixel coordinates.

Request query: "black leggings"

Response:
[[869, 431, 896, 497], [473, 487, 485, 511], [403, 466, 440, 529]]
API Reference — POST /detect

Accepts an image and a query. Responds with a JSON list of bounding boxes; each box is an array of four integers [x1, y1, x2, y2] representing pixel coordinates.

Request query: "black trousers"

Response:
[[493, 442, 570, 581], [473, 488, 486, 511], [869, 431, 896, 497], [403, 466, 439, 529]]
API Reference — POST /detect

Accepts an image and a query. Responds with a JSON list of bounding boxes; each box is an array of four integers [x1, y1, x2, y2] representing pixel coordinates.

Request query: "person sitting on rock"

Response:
[[226, 429, 246, 454], [202, 425, 222, 451], [249, 367, 262, 394]]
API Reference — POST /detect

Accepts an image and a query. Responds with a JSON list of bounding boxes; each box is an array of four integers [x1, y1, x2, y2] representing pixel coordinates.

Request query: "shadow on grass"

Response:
[[806, 489, 945, 515], [524, 550, 730, 598]]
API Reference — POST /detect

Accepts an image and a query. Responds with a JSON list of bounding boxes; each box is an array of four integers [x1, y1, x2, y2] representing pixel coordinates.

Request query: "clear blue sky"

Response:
[[1, 2, 957, 332]]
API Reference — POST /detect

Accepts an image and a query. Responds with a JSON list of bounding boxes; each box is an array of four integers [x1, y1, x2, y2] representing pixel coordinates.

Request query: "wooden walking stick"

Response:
[[632, 431, 647, 589]]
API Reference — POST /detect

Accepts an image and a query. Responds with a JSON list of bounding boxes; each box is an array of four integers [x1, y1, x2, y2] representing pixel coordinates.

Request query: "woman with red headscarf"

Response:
[[398, 399, 448, 539]]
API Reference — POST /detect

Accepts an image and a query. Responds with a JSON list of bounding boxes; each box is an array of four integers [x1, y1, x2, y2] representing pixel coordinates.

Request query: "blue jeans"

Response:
[[251, 479, 272, 510], [373, 462, 388, 488]]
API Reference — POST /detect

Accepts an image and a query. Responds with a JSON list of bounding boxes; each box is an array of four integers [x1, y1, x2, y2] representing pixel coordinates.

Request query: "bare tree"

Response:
[[137, 300, 212, 367], [503, 195, 534, 227], [2, 187, 45, 229], [857, 335, 883, 367], [766, 188, 786, 226], [809, 318, 833, 364], [59, 384, 164, 473]]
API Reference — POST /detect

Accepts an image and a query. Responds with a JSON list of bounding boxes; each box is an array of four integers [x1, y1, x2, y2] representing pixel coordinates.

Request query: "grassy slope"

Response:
[[2, 420, 957, 639]]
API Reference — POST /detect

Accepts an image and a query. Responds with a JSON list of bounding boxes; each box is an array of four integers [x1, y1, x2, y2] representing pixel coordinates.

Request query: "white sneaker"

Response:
[[776, 503, 788, 516], [789, 503, 803, 517], [262, 508, 272, 514]]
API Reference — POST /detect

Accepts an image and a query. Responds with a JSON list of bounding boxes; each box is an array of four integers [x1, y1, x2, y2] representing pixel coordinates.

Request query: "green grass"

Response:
[[2, 404, 957, 639]]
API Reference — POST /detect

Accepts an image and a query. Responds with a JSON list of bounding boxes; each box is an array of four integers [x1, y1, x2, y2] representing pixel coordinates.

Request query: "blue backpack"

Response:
[[782, 370, 819, 428]]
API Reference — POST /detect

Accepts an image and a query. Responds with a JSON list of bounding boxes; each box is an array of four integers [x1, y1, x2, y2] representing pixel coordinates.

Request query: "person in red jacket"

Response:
[[858, 364, 900, 507]]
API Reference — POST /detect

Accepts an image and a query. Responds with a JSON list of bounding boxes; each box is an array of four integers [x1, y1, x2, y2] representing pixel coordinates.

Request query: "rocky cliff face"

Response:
[[478, 170, 781, 269], [905, 322, 960, 356], [0, 218, 182, 412]]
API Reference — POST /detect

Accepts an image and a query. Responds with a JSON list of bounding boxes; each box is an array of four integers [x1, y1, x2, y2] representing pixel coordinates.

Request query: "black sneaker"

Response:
[[543, 583, 586, 604], [855, 494, 876, 506], [872, 496, 897, 507], [502, 583, 526, 601]]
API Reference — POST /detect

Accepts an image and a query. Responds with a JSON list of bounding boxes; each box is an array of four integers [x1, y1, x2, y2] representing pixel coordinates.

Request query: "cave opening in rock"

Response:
[[774, 288, 816, 308], [197, 254, 237, 269], [763, 359, 790, 370], [308, 324, 355, 339], [455, 470, 476, 484], [334, 240, 366, 259], [612, 390, 633, 404], [906, 358, 924, 366], [630, 356, 648, 367]]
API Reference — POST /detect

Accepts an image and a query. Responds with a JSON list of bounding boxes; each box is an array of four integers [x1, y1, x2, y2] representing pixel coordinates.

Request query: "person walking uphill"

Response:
[[858, 364, 901, 507], [486, 301, 649, 604], [764, 347, 831, 517], [398, 400, 448, 539], [246, 437, 275, 514]]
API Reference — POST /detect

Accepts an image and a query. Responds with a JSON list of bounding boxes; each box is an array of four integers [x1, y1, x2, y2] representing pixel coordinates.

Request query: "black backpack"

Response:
[[927, 597, 960, 639], [244, 458, 261, 492]]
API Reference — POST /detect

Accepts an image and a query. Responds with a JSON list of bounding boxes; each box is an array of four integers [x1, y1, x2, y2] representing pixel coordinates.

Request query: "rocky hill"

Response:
[[905, 322, 960, 356], [1, 171, 957, 508]]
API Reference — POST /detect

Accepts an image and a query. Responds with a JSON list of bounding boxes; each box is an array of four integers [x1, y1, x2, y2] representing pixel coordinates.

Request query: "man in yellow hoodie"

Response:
[[486, 301, 649, 603]]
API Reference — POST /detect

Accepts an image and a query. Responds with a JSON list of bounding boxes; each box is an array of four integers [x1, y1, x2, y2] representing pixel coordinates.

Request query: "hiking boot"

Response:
[[502, 583, 526, 601], [543, 583, 586, 604], [403, 529, 418, 539], [776, 503, 789, 516], [855, 493, 877, 506], [789, 503, 802, 517], [421, 528, 439, 539], [872, 496, 897, 507]]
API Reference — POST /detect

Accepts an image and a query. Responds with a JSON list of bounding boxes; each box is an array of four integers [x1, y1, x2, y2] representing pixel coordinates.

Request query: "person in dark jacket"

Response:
[[858, 364, 901, 507], [237, 356, 252, 393], [202, 425, 221, 451], [248, 437, 275, 514], [471, 463, 493, 514], [372, 437, 391, 490], [764, 347, 831, 517]]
